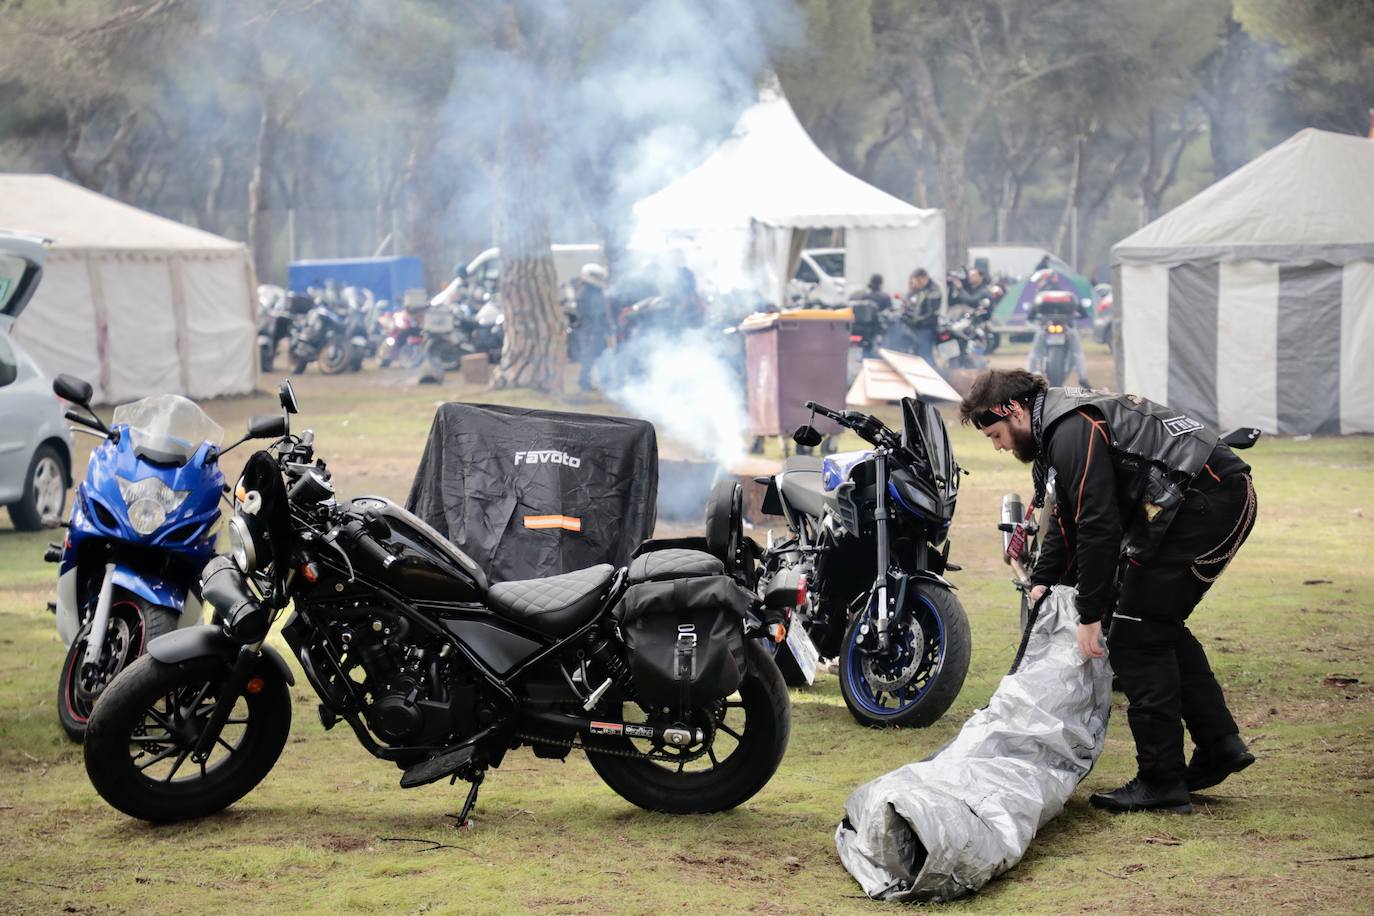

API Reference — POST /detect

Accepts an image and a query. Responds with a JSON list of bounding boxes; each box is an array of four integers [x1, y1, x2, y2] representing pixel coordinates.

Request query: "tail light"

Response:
[[796, 574, 808, 608], [850, 335, 863, 344]]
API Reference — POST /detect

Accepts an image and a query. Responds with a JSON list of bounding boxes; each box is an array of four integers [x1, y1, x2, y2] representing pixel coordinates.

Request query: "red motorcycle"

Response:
[[377, 301, 426, 369]]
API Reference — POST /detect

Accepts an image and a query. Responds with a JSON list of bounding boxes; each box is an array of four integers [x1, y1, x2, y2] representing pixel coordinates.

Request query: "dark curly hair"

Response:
[[958, 369, 1047, 426]]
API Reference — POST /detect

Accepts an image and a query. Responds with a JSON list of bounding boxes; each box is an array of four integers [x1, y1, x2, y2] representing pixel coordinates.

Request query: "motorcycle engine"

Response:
[[316, 606, 475, 747]]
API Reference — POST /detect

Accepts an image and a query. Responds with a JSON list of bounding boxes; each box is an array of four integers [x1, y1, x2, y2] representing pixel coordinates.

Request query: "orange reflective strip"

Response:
[[523, 515, 582, 532]]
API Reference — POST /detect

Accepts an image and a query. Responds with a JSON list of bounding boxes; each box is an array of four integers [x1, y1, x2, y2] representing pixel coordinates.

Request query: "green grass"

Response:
[[1, 368, 1372, 914]]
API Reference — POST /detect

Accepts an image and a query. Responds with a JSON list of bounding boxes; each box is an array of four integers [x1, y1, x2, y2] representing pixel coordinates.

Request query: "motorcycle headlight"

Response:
[[227, 515, 260, 572], [117, 477, 189, 535]]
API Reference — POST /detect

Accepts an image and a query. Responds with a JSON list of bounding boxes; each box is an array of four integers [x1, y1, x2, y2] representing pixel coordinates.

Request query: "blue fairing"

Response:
[[62, 423, 221, 606], [111, 563, 191, 611]]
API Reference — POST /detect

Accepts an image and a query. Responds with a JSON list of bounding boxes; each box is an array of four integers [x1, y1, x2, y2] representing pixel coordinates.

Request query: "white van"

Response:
[[790, 248, 846, 305], [464, 243, 606, 291]]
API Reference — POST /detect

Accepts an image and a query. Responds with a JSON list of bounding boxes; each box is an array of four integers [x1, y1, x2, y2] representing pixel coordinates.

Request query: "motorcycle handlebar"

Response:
[[341, 518, 397, 570]]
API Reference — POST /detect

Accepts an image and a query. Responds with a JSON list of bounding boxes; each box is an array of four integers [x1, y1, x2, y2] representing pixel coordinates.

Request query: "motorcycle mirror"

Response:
[[792, 425, 823, 448], [53, 373, 93, 407], [278, 379, 299, 414], [1221, 427, 1262, 450], [247, 415, 289, 440]]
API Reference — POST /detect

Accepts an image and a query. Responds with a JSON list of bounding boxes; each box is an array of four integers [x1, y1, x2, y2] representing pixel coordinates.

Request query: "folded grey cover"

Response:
[[835, 586, 1112, 903]]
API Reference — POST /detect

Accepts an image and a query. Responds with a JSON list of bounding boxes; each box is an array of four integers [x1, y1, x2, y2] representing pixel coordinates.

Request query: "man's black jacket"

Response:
[[1029, 406, 1248, 624]]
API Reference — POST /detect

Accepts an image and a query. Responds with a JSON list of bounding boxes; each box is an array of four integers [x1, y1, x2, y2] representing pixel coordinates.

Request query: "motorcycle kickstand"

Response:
[[447, 770, 485, 830]]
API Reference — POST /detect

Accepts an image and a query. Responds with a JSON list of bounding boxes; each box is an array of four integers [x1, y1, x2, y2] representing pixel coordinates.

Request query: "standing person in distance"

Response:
[[960, 369, 1258, 814], [900, 268, 943, 367], [574, 263, 612, 392]]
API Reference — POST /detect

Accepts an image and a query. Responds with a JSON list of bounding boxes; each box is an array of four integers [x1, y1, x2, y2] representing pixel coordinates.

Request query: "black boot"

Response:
[[1186, 734, 1255, 792], [1089, 776, 1193, 814]]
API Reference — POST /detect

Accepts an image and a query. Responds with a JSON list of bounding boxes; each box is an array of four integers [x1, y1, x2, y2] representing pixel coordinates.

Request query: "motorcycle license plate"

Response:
[[777, 621, 819, 686], [423, 312, 454, 333], [1046, 335, 1067, 346], [937, 339, 962, 359]]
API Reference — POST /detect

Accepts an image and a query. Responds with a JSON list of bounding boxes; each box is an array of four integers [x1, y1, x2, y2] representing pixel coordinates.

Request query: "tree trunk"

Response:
[[248, 102, 277, 283], [1053, 135, 1084, 258]]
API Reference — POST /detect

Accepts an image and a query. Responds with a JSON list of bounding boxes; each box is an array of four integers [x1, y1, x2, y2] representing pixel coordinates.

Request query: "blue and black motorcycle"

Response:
[[757, 398, 971, 728], [47, 374, 226, 741]]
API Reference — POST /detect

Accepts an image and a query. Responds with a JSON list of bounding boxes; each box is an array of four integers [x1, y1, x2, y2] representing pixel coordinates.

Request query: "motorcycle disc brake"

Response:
[[860, 616, 928, 692]]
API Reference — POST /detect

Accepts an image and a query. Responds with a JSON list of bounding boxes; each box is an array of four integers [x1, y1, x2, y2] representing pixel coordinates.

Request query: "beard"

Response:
[[1010, 425, 1038, 463]]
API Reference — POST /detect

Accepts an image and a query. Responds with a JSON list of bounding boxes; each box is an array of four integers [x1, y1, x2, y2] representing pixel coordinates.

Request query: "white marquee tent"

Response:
[[632, 80, 945, 305], [1112, 129, 1374, 436], [1, 174, 257, 404]]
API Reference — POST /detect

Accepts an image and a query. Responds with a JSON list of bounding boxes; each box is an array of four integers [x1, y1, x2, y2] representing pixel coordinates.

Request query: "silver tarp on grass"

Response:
[[834, 586, 1112, 903]]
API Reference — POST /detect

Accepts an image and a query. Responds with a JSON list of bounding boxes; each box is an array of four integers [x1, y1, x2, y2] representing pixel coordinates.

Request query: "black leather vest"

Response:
[[1038, 387, 1219, 559]]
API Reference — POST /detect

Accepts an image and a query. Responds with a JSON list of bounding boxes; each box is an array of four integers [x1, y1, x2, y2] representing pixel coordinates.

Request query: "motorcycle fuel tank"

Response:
[[348, 497, 486, 602]]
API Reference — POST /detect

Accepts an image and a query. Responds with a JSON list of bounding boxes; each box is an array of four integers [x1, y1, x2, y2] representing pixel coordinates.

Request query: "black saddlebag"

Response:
[[615, 573, 752, 709]]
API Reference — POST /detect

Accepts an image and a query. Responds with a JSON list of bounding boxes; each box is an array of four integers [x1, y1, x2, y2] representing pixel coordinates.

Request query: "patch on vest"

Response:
[[1162, 415, 1204, 437], [1060, 386, 1097, 398]]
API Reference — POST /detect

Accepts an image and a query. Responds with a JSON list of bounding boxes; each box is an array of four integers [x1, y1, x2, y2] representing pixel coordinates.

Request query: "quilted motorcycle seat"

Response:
[[778, 456, 829, 520], [486, 563, 616, 637], [628, 548, 724, 584]]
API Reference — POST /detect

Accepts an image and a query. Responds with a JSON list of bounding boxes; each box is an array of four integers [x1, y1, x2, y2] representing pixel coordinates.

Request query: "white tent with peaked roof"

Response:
[[1112, 129, 1374, 435], [632, 80, 944, 304], [0, 174, 257, 404]]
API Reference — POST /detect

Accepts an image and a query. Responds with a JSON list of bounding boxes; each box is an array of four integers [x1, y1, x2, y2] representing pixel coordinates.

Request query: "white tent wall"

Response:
[[101, 255, 184, 402], [1216, 261, 1279, 434], [14, 253, 103, 388], [183, 254, 258, 400], [1117, 263, 1169, 403], [847, 221, 946, 300], [1341, 261, 1374, 435]]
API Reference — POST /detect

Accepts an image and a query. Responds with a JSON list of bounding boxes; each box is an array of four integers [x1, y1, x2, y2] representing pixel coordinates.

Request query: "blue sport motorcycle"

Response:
[[48, 374, 225, 741]]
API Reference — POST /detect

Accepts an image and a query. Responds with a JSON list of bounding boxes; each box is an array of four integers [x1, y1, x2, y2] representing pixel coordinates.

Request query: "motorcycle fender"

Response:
[[56, 566, 80, 647], [147, 625, 295, 685], [908, 569, 956, 591], [111, 564, 189, 613]]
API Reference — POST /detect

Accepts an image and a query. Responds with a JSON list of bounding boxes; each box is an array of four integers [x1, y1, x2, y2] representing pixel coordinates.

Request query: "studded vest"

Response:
[[1037, 387, 1220, 558]]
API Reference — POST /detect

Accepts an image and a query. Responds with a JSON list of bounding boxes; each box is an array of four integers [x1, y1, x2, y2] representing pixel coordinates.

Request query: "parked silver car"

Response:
[[0, 230, 73, 530]]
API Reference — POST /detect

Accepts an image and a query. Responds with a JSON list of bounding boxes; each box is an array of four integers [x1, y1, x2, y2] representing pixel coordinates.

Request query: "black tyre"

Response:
[[984, 331, 1001, 354], [8, 444, 67, 531], [260, 342, 275, 373], [1045, 344, 1071, 387], [318, 338, 351, 375], [588, 641, 790, 814], [291, 355, 311, 375], [58, 594, 177, 743], [399, 341, 426, 370], [839, 583, 971, 729], [84, 654, 291, 822]]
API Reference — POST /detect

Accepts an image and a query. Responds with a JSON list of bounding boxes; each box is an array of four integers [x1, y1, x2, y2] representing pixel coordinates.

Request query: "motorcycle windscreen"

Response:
[[404, 402, 658, 582], [900, 397, 959, 501], [834, 586, 1111, 903]]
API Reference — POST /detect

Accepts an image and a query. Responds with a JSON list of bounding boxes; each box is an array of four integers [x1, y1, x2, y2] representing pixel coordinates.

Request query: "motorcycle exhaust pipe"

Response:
[[523, 709, 703, 747]]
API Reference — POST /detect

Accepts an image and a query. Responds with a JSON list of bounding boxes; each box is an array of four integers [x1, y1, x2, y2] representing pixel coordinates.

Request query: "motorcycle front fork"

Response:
[[82, 562, 118, 669]]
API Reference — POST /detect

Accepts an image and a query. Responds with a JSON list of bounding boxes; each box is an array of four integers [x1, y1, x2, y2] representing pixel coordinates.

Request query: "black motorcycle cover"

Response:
[[405, 403, 658, 582], [615, 574, 750, 709]]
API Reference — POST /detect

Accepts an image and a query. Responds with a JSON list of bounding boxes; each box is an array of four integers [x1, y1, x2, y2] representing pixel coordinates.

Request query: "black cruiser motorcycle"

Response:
[[83, 383, 794, 825], [758, 398, 971, 728]]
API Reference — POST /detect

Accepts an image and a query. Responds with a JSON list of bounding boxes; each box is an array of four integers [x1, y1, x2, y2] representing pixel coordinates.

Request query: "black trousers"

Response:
[[1108, 473, 1257, 781]]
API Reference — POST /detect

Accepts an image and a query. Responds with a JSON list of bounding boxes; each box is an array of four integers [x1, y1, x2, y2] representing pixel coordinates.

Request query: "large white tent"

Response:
[[0, 174, 257, 404], [1112, 129, 1374, 436], [632, 80, 944, 305]]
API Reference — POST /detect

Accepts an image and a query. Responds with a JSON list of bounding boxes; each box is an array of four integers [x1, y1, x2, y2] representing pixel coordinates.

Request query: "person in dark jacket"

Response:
[[960, 369, 1258, 814], [574, 263, 612, 391], [897, 268, 942, 365]]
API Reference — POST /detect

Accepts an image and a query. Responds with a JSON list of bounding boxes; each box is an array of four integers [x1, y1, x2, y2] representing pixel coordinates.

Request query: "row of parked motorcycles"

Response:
[[255, 281, 506, 376], [41, 361, 987, 826], [847, 289, 1003, 372]]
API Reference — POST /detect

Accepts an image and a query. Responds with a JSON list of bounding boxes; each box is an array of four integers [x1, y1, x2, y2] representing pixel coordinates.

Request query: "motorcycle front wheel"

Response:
[[57, 594, 177, 742], [84, 654, 291, 822], [839, 583, 971, 729], [588, 641, 790, 813]]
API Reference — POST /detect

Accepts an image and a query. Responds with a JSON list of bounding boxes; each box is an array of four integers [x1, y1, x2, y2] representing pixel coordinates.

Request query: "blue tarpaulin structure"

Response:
[[287, 256, 424, 304]]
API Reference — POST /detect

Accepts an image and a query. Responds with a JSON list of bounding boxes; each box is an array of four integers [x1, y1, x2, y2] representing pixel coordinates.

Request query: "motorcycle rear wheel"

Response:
[[84, 654, 291, 822], [318, 340, 351, 375], [1045, 344, 1071, 386], [588, 641, 789, 813], [839, 583, 971, 729]]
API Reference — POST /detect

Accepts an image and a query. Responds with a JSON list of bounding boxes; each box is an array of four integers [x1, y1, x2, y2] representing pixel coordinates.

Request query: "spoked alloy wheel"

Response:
[[839, 585, 970, 729], [84, 655, 291, 822], [58, 597, 175, 742], [588, 642, 790, 813]]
